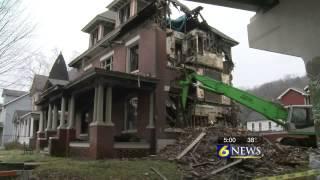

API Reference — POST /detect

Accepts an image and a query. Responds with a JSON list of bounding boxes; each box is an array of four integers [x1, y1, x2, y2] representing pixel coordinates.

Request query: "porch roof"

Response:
[[37, 68, 159, 105]]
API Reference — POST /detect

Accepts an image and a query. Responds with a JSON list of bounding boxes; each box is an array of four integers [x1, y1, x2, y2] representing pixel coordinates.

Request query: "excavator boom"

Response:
[[180, 72, 288, 126]]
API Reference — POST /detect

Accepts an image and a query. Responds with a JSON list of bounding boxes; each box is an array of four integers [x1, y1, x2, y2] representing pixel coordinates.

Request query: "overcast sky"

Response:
[[26, 0, 306, 89]]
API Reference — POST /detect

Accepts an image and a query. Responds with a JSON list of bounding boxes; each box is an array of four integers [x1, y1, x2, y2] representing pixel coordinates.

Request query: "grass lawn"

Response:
[[0, 150, 182, 180]]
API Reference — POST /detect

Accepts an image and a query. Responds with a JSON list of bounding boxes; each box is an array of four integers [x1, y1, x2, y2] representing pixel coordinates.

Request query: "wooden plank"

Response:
[[150, 167, 168, 180], [176, 132, 206, 160], [209, 159, 243, 175]]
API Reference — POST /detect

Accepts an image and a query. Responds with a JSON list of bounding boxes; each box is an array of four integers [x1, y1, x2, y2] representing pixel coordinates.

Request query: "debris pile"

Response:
[[158, 127, 310, 179]]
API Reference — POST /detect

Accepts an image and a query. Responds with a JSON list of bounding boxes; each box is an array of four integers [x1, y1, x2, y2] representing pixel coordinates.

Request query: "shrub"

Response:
[[4, 141, 24, 150]]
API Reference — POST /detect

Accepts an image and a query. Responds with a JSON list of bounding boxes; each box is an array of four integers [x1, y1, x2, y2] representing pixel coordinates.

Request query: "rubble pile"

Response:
[[158, 127, 311, 179]]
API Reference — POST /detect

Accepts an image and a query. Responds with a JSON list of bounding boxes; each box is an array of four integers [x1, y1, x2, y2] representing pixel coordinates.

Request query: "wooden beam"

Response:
[[176, 132, 206, 159], [209, 159, 243, 175], [150, 167, 168, 180]]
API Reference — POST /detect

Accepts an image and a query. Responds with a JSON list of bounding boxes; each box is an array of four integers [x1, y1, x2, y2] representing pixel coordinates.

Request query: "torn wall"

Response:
[[165, 4, 238, 127]]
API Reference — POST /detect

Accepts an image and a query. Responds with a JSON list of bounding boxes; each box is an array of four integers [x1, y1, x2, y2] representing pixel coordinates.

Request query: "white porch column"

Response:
[[105, 86, 114, 126], [30, 117, 34, 137], [52, 104, 58, 130], [67, 95, 75, 129], [38, 111, 44, 133], [147, 92, 155, 128], [18, 123, 21, 143], [23, 120, 27, 140], [98, 24, 104, 40], [59, 97, 66, 129], [26, 118, 30, 138], [46, 104, 52, 131], [97, 83, 104, 123]]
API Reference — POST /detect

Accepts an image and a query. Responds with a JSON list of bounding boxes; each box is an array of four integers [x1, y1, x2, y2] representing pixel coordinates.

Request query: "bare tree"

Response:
[[0, 0, 35, 89]]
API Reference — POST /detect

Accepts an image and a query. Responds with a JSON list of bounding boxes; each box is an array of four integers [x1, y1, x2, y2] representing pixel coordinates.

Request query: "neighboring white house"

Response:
[[246, 112, 284, 132], [0, 89, 32, 146], [247, 120, 283, 132]]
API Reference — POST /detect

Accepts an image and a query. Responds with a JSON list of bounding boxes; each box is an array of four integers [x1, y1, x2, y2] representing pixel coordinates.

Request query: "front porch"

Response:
[[36, 69, 158, 159]]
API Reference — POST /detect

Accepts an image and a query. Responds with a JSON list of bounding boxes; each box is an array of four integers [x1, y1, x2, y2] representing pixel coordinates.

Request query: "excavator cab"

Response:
[[286, 105, 313, 130], [281, 105, 316, 147], [286, 105, 315, 135]]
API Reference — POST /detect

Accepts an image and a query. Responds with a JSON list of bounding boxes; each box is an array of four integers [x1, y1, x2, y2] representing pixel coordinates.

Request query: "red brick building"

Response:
[[34, 0, 238, 159], [277, 88, 310, 106]]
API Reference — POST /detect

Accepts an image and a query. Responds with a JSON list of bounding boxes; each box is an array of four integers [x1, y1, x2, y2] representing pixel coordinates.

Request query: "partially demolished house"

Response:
[[34, 0, 238, 159]]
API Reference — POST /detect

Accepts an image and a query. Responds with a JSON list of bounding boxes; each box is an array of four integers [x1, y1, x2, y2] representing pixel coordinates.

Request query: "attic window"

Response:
[[119, 3, 130, 24], [91, 28, 99, 45]]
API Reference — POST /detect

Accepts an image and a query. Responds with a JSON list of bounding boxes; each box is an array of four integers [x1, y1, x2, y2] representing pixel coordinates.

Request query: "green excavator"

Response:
[[180, 70, 316, 146]]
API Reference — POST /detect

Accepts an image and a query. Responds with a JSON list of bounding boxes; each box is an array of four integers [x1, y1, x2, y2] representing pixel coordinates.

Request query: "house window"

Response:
[[175, 40, 182, 63], [128, 44, 139, 72], [119, 3, 130, 24], [259, 122, 262, 131], [269, 122, 272, 130], [100, 56, 113, 71], [252, 123, 255, 131], [124, 96, 138, 131]]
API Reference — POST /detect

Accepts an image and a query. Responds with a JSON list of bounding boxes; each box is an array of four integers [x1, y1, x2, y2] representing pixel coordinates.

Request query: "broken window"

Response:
[[125, 96, 138, 130], [175, 39, 182, 63], [119, 3, 130, 24], [187, 37, 197, 57], [129, 44, 139, 72], [198, 35, 203, 55], [101, 56, 113, 71]]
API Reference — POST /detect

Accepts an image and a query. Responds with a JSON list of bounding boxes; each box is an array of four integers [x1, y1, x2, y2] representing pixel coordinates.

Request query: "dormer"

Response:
[[82, 11, 116, 48], [107, 0, 149, 26]]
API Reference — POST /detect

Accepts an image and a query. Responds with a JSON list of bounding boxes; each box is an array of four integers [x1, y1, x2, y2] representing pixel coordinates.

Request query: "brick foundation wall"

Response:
[[69, 146, 90, 159]]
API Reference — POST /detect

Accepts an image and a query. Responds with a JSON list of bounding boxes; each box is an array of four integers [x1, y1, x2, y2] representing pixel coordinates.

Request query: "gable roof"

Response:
[[277, 88, 308, 100], [2, 89, 28, 98], [3, 93, 30, 107], [30, 74, 48, 94], [48, 53, 69, 81]]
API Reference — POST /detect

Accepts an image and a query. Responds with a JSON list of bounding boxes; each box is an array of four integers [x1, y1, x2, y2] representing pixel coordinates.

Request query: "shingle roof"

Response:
[[48, 53, 69, 81], [30, 74, 48, 93], [68, 68, 81, 81], [2, 89, 28, 97], [14, 110, 31, 118], [99, 10, 117, 20], [82, 10, 116, 33]]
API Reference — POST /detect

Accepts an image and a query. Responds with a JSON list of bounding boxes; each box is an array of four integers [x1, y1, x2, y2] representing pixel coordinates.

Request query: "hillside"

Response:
[[238, 75, 309, 123]]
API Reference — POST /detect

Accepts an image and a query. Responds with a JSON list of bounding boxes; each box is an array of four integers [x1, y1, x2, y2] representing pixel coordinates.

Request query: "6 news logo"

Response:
[[217, 144, 262, 159]]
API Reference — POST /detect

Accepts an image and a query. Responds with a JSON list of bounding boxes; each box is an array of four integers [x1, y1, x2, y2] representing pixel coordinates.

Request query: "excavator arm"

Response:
[[180, 72, 288, 126]]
